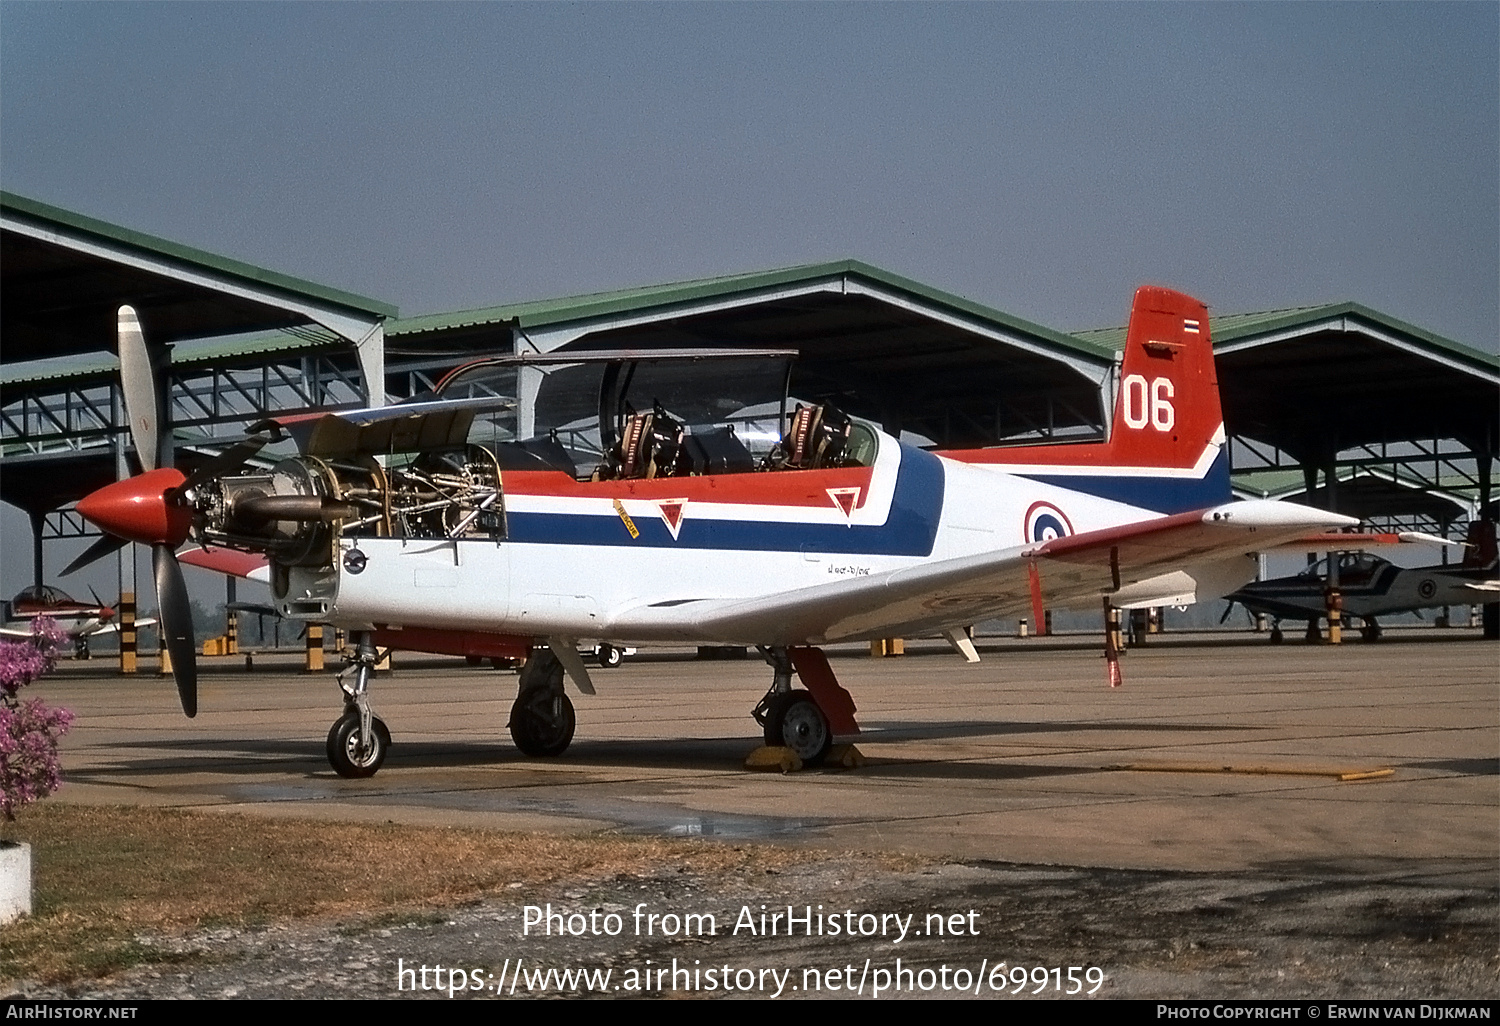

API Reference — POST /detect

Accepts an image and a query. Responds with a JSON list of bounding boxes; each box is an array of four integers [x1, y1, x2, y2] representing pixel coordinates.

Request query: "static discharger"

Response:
[[1111, 761, 1394, 782]]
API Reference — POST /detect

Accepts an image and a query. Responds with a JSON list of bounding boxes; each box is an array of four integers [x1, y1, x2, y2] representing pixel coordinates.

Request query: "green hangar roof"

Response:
[[389, 260, 1118, 448], [390, 259, 1111, 363], [1, 191, 395, 365]]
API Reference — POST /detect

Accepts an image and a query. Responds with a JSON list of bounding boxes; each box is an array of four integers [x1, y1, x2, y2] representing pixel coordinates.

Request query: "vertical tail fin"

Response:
[[940, 284, 1230, 513], [1106, 286, 1223, 470]]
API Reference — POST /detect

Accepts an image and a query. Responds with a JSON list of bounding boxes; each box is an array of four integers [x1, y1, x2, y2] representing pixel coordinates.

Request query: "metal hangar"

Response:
[[2, 192, 1496, 640]]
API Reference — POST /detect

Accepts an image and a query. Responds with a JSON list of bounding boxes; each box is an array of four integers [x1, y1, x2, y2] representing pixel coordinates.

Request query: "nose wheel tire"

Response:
[[327, 711, 390, 778], [762, 690, 831, 766], [510, 692, 576, 757], [596, 644, 623, 668]]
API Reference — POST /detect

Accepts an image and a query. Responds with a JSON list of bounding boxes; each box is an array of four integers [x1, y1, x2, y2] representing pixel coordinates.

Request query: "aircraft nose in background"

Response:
[[76, 468, 193, 547]]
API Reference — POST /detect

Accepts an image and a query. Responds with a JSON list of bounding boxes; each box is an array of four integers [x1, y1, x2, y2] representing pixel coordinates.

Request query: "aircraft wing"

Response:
[[607, 500, 1357, 645]]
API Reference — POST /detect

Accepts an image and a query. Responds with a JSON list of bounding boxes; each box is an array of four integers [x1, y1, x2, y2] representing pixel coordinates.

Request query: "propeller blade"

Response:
[[118, 306, 163, 473], [152, 543, 198, 717], [62, 534, 129, 577], [1219, 601, 1235, 625], [180, 435, 269, 492]]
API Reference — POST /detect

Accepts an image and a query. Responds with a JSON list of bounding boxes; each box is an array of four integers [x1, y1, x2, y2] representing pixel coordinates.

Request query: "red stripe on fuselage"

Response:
[[502, 467, 874, 508], [370, 626, 533, 661]]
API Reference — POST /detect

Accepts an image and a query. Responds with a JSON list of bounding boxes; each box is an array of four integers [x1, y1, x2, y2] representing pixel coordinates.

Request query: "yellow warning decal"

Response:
[[613, 498, 640, 539]]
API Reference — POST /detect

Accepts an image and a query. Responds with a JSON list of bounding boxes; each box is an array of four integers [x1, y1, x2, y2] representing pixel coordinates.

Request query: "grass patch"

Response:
[[0, 803, 832, 985]]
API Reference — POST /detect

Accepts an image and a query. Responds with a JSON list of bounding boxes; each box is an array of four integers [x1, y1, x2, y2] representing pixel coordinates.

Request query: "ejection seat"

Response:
[[602, 405, 690, 480], [773, 403, 853, 470]]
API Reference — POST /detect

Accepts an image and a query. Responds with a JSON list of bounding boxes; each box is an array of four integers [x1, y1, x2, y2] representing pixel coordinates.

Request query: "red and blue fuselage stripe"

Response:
[[1013, 448, 1232, 516], [504, 442, 947, 556]]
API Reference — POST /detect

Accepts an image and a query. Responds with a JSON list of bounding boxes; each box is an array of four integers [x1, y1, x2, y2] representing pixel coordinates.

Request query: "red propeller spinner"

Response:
[[76, 468, 193, 548]]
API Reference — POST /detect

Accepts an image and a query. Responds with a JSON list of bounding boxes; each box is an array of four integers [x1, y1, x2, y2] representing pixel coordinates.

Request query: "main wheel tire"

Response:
[[326, 711, 391, 778], [597, 643, 622, 668], [763, 690, 831, 766], [510, 691, 576, 757]]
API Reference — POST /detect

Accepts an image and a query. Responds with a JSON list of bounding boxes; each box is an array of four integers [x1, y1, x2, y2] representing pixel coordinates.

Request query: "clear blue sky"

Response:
[[4, 2, 1495, 342], [2, 1, 1497, 603]]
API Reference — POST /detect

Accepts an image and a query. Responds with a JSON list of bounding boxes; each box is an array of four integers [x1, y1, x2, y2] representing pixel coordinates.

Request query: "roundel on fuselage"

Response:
[[1024, 501, 1074, 544]]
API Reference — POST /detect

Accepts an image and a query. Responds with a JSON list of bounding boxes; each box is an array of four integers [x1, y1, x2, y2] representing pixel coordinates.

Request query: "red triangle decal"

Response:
[[827, 487, 860, 519], [657, 499, 688, 540]]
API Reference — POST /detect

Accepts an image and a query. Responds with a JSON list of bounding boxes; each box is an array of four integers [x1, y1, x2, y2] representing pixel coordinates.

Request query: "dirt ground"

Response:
[[12, 851, 1496, 999], [9, 632, 1498, 999]]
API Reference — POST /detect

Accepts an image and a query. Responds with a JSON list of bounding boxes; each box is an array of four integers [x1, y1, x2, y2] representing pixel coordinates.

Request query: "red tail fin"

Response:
[[1107, 286, 1222, 469], [941, 286, 1230, 514]]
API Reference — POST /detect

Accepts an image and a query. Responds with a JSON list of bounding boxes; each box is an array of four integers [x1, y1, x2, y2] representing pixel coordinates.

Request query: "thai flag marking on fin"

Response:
[[827, 487, 861, 521], [657, 499, 688, 540], [1183, 318, 1200, 334]]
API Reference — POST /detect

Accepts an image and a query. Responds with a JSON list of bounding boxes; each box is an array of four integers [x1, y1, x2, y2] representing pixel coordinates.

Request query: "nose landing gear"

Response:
[[327, 631, 389, 778]]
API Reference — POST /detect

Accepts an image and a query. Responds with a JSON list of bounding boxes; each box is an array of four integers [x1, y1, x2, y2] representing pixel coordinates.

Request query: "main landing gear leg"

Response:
[[509, 648, 575, 757], [327, 631, 390, 778], [751, 645, 795, 732], [752, 646, 859, 767]]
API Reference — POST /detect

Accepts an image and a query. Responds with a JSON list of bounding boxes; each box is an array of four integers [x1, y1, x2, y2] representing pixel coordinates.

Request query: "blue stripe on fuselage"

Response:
[[505, 443, 945, 556], [1017, 448, 1231, 515]]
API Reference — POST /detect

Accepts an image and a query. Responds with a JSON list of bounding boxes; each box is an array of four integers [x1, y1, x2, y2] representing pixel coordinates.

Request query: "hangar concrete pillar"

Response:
[[309, 310, 387, 408], [513, 324, 591, 441], [354, 322, 386, 408], [1480, 443, 1498, 639], [29, 511, 43, 594], [518, 364, 544, 440], [1324, 457, 1343, 645]]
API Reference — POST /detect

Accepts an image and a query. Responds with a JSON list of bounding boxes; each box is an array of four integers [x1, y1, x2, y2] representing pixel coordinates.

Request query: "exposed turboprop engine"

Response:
[[190, 447, 503, 560]]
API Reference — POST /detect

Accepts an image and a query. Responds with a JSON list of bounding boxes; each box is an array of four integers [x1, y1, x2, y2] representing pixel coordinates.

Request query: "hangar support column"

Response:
[[29, 512, 43, 595], [1479, 441, 1498, 640], [1323, 455, 1342, 645], [1301, 461, 1323, 641], [311, 313, 387, 409]]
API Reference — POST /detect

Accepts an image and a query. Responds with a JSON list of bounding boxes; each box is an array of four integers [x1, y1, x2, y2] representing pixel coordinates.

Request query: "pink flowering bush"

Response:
[[0, 619, 73, 821]]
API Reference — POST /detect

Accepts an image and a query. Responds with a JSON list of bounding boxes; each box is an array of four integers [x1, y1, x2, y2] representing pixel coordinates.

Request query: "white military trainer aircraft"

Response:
[[75, 288, 1360, 776]]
